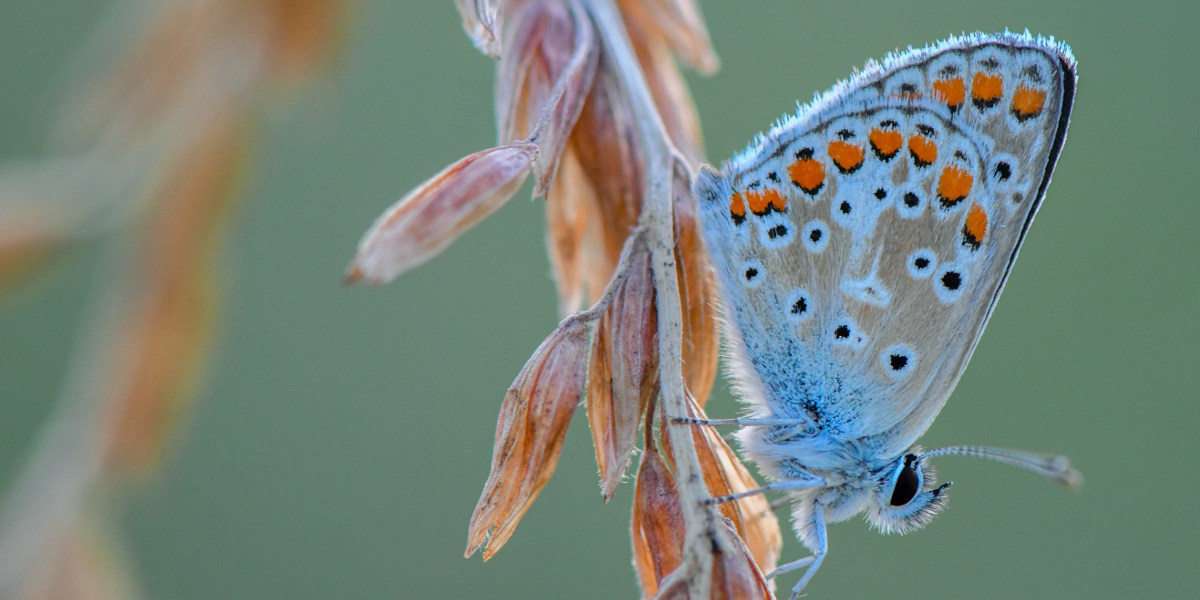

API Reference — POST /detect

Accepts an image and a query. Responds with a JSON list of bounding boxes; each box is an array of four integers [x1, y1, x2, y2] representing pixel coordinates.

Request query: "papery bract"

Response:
[[465, 320, 589, 559], [662, 396, 782, 574], [544, 151, 595, 315], [497, 0, 600, 194], [631, 441, 684, 598], [454, 0, 502, 57], [587, 246, 658, 500], [348, 143, 536, 284], [554, 62, 644, 307], [708, 518, 774, 600], [615, 0, 718, 75], [652, 518, 773, 600], [672, 167, 718, 404], [616, 4, 707, 161], [496, 0, 595, 148]]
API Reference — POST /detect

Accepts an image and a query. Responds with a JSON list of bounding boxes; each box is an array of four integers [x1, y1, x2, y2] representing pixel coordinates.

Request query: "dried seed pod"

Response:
[[652, 517, 773, 600], [544, 150, 595, 315], [615, 0, 719, 75], [709, 518, 774, 600], [587, 246, 658, 500], [631, 441, 684, 598], [465, 319, 589, 559], [617, 11, 706, 161], [672, 168, 719, 404], [347, 143, 537, 284], [558, 61, 644, 304], [454, 0, 502, 57], [495, 0, 597, 148], [522, 1, 600, 194]]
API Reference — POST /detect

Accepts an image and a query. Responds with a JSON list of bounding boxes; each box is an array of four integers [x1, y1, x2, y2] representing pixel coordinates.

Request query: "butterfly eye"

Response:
[[890, 454, 921, 506]]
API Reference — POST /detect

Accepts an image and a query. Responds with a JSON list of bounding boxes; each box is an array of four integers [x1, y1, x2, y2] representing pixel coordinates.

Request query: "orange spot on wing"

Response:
[[1011, 84, 1047, 121], [908, 135, 937, 167], [972, 72, 1004, 107], [788, 158, 824, 195], [932, 77, 965, 109], [744, 190, 768, 214], [869, 128, 902, 160], [827, 140, 865, 173], [766, 188, 787, 213], [963, 203, 987, 248], [937, 165, 973, 207], [729, 192, 746, 218], [743, 188, 785, 215]]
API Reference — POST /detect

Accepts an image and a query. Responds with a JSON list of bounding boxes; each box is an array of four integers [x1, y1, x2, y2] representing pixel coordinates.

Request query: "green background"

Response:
[[2, 0, 1197, 598]]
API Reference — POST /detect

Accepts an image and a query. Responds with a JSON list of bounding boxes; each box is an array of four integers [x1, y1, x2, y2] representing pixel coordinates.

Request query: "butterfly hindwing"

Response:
[[696, 33, 1075, 458]]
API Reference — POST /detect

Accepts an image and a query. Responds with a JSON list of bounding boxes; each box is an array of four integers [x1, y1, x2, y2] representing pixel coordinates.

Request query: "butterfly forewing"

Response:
[[696, 34, 1075, 458]]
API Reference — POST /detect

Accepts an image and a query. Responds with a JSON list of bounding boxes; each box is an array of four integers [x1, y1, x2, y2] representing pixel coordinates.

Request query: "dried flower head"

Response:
[[346, 1, 780, 598]]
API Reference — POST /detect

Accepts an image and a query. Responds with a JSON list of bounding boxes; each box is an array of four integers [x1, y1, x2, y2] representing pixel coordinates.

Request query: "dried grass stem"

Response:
[[582, 0, 732, 596]]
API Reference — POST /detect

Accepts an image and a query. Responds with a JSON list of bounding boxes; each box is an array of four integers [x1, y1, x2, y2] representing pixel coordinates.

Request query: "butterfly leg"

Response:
[[766, 556, 813, 578], [704, 478, 824, 505], [770, 504, 825, 599], [671, 416, 809, 427]]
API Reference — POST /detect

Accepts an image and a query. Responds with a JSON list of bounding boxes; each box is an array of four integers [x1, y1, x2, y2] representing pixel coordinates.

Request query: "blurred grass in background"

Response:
[[0, 1, 1196, 598]]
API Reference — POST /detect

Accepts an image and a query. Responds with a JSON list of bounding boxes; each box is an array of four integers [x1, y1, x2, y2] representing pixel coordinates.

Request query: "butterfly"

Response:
[[686, 32, 1080, 597]]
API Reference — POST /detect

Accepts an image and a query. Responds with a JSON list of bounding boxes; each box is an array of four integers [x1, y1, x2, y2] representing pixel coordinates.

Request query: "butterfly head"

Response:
[[865, 450, 952, 535]]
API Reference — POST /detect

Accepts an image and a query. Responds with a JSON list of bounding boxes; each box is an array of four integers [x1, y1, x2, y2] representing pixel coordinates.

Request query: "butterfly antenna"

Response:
[[918, 445, 1083, 489]]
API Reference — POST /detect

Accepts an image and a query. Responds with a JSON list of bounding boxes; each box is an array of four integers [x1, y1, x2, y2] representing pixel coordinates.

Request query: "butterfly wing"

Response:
[[695, 33, 1075, 459]]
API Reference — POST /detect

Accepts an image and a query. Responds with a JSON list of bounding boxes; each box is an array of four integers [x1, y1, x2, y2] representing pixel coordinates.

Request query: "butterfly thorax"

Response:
[[780, 454, 897, 550], [760, 438, 945, 550], [735, 412, 881, 473]]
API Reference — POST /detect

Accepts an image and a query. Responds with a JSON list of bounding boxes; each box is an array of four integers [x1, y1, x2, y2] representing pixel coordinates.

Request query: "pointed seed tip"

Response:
[[464, 530, 487, 559], [601, 481, 618, 503], [696, 53, 721, 76], [342, 265, 364, 286]]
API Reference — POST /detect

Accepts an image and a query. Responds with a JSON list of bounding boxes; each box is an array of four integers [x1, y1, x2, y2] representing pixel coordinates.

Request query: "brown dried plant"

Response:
[[348, 1, 782, 597], [0, 1, 347, 598]]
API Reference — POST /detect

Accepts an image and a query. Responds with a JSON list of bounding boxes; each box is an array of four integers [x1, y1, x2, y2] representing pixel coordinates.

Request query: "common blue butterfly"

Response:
[[687, 32, 1080, 597]]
